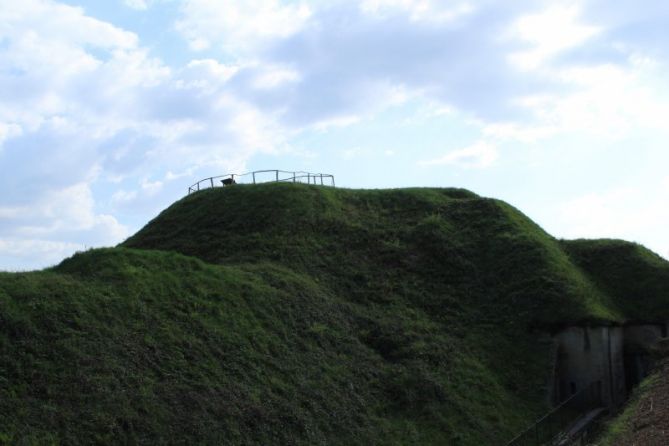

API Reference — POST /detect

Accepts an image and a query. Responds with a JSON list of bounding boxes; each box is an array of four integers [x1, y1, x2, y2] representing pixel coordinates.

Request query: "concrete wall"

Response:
[[609, 327, 626, 407], [552, 323, 668, 410], [623, 324, 665, 390], [552, 326, 625, 408]]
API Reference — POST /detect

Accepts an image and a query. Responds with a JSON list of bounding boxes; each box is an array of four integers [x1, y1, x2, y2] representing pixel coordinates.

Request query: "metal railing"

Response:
[[505, 381, 603, 446], [188, 170, 335, 194]]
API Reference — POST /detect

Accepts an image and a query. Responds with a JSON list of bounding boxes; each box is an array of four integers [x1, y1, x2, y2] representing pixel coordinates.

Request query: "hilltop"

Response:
[[2, 183, 669, 445]]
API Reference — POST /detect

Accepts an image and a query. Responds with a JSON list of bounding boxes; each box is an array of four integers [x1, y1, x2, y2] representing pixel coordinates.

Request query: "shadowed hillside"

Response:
[[562, 239, 669, 323], [2, 183, 668, 445]]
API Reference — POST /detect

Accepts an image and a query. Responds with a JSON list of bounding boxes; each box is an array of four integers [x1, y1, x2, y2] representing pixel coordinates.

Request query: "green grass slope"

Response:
[[2, 249, 406, 445], [1, 183, 668, 445], [124, 184, 619, 326], [562, 239, 669, 323]]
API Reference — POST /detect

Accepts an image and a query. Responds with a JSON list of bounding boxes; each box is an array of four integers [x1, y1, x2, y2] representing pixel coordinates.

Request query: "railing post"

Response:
[[276, 170, 279, 182], [210, 178, 214, 188], [197, 182, 200, 191], [320, 174, 323, 185], [293, 172, 296, 183], [252, 172, 256, 184]]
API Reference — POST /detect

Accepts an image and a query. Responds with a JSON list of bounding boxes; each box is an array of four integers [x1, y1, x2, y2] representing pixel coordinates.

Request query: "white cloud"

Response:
[[141, 178, 164, 195], [552, 183, 669, 260], [0, 182, 130, 270], [0, 239, 83, 271], [165, 169, 195, 181], [111, 189, 138, 204], [503, 58, 669, 145], [0, 0, 287, 269], [176, 0, 312, 54], [0, 0, 168, 142], [179, 59, 239, 90], [0, 0, 138, 49], [0, 0, 286, 180], [250, 64, 301, 90], [243, 2, 541, 127], [124, 0, 149, 10], [360, 0, 474, 24], [312, 115, 362, 131], [482, 122, 557, 144], [558, 189, 641, 238], [419, 141, 498, 168], [11, 183, 129, 240], [509, 4, 600, 70], [0, 122, 23, 148]]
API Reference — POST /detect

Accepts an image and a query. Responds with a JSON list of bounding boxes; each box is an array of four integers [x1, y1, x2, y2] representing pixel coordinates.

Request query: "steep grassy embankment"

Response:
[[1, 183, 668, 445], [562, 239, 669, 322]]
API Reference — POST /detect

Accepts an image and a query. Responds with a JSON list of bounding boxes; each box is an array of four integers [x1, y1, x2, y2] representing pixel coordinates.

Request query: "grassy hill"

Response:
[[561, 239, 669, 323], [2, 183, 668, 445]]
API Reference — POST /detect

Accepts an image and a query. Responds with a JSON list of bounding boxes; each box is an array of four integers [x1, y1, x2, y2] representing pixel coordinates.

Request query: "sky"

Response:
[[1, 0, 669, 270]]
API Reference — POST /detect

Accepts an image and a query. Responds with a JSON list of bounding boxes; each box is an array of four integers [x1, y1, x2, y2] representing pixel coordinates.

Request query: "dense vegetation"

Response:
[[2, 183, 668, 445], [562, 239, 669, 322]]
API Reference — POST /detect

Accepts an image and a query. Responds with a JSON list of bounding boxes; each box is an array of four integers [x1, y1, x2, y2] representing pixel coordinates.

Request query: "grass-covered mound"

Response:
[[562, 239, 669, 323], [124, 184, 620, 326], [2, 183, 668, 445]]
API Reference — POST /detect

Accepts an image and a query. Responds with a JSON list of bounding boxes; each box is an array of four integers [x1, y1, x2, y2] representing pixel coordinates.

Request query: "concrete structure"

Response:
[[551, 323, 667, 410], [623, 324, 666, 391], [552, 326, 625, 408]]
